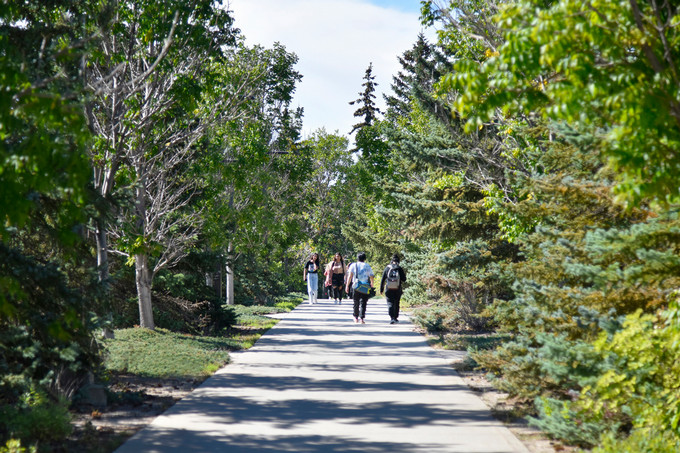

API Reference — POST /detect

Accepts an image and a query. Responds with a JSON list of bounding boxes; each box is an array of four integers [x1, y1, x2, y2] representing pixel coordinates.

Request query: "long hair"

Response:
[[334, 253, 346, 272]]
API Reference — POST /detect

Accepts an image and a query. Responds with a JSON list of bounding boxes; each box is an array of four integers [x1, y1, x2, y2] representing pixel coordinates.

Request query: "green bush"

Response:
[[0, 246, 100, 407], [593, 428, 680, 453], [527, 397, 605, 447], [445, 333, 511, 351], [410, 304, 457, 333], [567, 305, 680, 449], [0, 439, 37, 453], [0, 389, 71, 447]]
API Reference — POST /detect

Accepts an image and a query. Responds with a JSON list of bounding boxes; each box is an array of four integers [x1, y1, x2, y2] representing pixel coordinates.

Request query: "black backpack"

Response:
[[385, 264, 401, 290]]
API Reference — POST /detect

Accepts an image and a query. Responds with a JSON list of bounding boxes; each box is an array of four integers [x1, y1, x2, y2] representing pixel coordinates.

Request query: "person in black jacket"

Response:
[[303, 252, 320, 304], [380, 254, 406, 324]]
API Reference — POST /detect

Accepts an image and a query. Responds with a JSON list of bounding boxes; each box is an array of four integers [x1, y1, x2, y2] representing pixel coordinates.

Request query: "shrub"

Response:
[[569, 305, 680, 448], [0, 439, 36, 453], [528, 397, 605, 447], [410, 304, 458, 333], [0, 246, 99, 407], [593, 428, 680, 453], [0, 389, 72, 447]]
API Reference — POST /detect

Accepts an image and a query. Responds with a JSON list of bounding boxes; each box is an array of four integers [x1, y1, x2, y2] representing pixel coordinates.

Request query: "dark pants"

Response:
[[331, 273, 345, 301], [385, 290, 402, 320], [332, 286, 343, 300], [353, 291, 370, 319]]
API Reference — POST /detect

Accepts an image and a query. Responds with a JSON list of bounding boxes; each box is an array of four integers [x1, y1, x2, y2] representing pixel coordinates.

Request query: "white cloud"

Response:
[[228, 0, 434, 138]]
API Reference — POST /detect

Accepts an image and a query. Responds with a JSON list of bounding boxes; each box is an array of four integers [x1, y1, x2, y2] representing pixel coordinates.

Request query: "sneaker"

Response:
[[360, 318, 365, 324], [354, 318, 359, 323], [394, 319, 399, 323], [390, 319, 396, 324]]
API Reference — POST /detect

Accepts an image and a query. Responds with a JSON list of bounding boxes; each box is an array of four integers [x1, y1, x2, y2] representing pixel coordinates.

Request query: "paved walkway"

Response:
[[116, 299, 529, 453]]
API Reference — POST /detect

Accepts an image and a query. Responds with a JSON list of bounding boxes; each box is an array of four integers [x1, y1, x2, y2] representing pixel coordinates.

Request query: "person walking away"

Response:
[[345, 252, 374, 324], [380, 254, 407, 324], [303, 253, 320, 304], [329, 253, 347, 304]]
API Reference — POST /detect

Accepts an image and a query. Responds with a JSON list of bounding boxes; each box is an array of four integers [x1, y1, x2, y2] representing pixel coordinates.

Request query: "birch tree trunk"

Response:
[[226, 242, 234, 306], [135, 253, 154, 329], [95, 219, 109, 282], [134, 163, 155, 329]]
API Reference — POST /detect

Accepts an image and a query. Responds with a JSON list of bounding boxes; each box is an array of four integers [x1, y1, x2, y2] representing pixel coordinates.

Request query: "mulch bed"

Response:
[[64, 374, 204, 453]]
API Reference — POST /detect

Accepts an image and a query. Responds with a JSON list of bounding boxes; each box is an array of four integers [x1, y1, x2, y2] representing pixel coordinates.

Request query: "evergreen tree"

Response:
[[425, 1, 680, 447], [384, 33, 452, 123], [349, 63, 381, 135], [374, 25, 520, 331]]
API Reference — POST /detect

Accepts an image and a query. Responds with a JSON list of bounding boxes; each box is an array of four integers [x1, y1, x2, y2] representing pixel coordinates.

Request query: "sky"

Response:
[[227, 0, 435, 138]]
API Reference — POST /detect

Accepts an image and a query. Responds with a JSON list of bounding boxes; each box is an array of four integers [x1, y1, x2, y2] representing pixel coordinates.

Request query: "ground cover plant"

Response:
[[102, 328, 236, 379], [102, 294, 301, 380]]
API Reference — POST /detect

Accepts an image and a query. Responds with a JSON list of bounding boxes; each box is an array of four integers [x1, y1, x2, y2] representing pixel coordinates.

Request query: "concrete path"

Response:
[[116, 299, 529, 453]]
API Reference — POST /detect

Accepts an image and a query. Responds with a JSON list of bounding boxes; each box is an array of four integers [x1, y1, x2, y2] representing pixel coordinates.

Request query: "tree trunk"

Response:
[[134, 168, 154, 328], [95, 216, 116, 339], [95, 218, 110, 283], [136, 253, 155, 329], [226, 242, 234, 305]]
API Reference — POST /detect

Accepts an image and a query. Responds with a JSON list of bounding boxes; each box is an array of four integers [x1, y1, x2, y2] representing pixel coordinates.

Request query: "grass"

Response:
[[102, 328, 236, 378], [102, 293, 303, 379]]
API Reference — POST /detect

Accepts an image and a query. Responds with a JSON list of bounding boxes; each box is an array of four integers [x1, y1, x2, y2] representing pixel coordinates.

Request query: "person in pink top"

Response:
[[326, 253, 347, 304]]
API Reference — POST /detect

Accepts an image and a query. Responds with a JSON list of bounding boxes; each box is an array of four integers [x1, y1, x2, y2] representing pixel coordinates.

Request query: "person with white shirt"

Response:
[[345, 252, 375, 324]]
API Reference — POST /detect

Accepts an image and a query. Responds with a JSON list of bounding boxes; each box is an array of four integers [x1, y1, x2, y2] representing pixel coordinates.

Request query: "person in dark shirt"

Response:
[[303, 252, 320, 304], [380, 254, 407, 324]]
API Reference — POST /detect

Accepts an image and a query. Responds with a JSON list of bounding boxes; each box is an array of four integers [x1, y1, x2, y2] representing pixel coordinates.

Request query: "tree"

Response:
[[425, 1, 680, 447], [85, 0, 251, 328], [384, 33, 452, 122], [0, 1, 108, 444], [0, 0, 96, 246], [369, 23, 521, 330], [437, 0, 680, 206], [348, 62, 391, 192], [349, 62, 382, 135], [198, 42, 306, 306], [298, 129, 354, 255]]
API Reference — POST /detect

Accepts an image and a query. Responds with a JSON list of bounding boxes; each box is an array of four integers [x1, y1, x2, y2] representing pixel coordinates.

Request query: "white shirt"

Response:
[[350, 262, 374, 283]]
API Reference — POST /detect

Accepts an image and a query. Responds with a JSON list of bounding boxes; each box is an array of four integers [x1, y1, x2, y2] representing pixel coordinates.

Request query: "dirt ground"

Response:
[[66, 374, 204, 452]]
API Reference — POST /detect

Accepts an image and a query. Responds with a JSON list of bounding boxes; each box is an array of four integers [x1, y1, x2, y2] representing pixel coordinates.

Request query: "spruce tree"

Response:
[[375, 31, 519, 332], [384, 33, 452, 123], [349, 63, 381, 135]]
